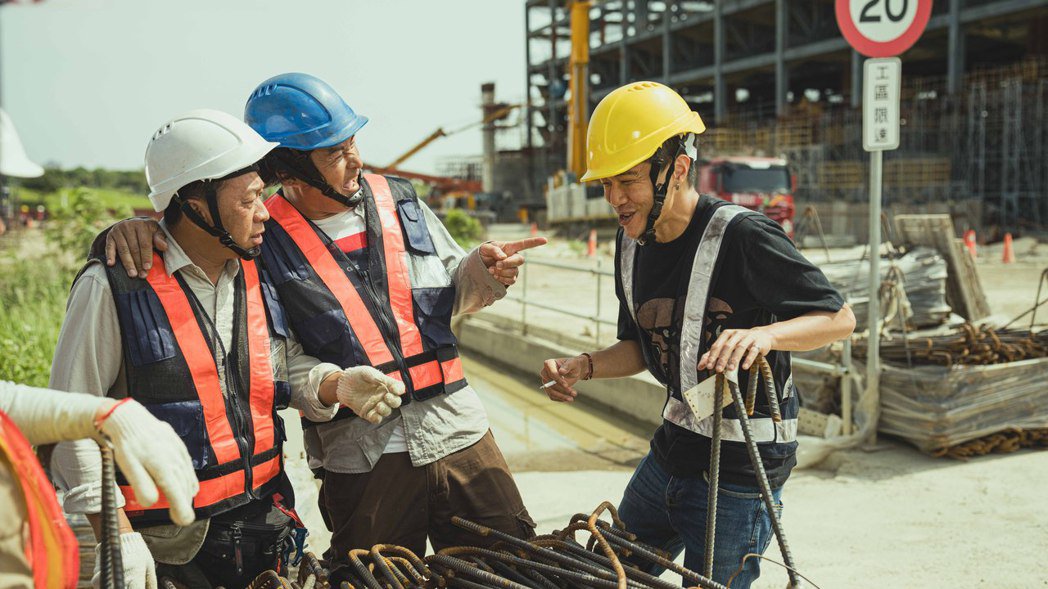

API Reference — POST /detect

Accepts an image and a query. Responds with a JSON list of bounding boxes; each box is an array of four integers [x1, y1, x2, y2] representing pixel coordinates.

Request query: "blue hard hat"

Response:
[[245, 72, 368, 151]]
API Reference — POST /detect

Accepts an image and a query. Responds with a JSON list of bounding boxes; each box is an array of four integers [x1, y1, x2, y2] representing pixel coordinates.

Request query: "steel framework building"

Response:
[[523, 0, 1048, 233]]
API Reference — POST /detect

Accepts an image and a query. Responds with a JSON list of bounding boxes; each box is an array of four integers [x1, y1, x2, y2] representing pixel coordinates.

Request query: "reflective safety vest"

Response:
[[618, 200, 799, 445], [0, 410, 79, 589], [262, 174, 466, 426], [101, 254, 291, 526]]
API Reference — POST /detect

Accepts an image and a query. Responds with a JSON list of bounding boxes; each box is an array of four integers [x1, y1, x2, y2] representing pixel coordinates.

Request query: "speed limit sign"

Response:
[[835, 0, 932, 57]]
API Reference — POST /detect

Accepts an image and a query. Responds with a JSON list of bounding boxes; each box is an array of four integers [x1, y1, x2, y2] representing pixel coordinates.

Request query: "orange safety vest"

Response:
[[262, 174, 465, 424], [101, 254, 288, 525], [0, 410, 79, 589]]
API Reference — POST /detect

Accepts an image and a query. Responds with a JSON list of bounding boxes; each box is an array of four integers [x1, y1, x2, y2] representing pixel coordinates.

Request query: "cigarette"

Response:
[[539, 380, 558, 390]]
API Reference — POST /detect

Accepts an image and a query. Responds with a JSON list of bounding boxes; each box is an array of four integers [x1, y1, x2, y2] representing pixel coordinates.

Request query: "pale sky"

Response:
[[1, 0, 531, 175]]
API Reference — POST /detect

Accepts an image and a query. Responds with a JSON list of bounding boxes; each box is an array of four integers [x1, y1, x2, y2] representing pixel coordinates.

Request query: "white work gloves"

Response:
[[336, 366, 406, 424], [98, 400, 199, 526], [91, 532, 156, 589]]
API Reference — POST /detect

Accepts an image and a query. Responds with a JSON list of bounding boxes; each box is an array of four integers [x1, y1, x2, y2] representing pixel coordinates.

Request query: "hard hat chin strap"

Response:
[[267, 149, 364, 208], [637, 158, 669, 246], [174, 167, 262, 261], [638, 135, 693, 246]]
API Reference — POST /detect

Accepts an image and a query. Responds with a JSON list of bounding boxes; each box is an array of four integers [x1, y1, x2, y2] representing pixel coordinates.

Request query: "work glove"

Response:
[[91, 532, 157, 589], [336, 366, 406, 424], [97, 399, 199, 526]]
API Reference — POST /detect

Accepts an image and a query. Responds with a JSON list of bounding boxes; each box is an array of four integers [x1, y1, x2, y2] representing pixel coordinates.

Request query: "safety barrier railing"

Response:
[[502, 255, 617, 347], [499, 254, 856, 434]]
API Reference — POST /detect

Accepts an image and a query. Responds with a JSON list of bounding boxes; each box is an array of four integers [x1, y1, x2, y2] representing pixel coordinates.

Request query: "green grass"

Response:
[[0, 189, 130, 387], [15, 186, 151, 212], [0, 246, 71, 387]]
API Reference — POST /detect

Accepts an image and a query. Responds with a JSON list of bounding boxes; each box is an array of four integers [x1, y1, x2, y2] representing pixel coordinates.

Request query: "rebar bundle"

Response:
[[310, 503, 729, 589], [872, 324, 1048, 454], [931, 427, 1048, 460], [856, 324, 1048, 367]]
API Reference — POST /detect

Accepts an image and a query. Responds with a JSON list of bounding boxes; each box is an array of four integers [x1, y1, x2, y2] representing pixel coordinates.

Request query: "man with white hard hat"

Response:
[[49, 109, 401, 588]]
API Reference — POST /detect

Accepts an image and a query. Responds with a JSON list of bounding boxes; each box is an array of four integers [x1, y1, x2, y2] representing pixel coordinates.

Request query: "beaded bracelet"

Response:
[[580, 352, 594, 380]]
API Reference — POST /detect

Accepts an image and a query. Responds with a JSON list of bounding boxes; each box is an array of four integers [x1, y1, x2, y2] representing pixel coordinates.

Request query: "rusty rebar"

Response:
[[372, 544, 440, 586], [585, 503, 629, 589], [596, 531, 726, 589], [436, 546, 634, 589], [298, 552, 329, 589], [452, 515, 641, 588], [858, 324, 1048, 367], [245, 569, 293, 589], [704, 375, 725, 580], [427, 554, 532, 589], [530, 538, 680, 589], [744, 363, 760, 416], [386, 556, 427, 587], [368, 550, 406, 589], [757, 358, 781, 422], [98, 443, 124, 589], [725, 379, 798, 588], [348, 549, 385, 589], [516, 565, 564, 589]]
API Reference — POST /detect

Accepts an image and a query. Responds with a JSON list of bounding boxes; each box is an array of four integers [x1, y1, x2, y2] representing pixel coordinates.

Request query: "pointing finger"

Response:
[[502, 237, 548, 256]]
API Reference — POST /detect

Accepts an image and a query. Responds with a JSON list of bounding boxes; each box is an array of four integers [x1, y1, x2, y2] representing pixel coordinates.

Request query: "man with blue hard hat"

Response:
[[105, 73, 544, 579]]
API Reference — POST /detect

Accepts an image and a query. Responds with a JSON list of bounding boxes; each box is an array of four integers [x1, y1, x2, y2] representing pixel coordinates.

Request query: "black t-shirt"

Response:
[[616, 195, 844, 487]]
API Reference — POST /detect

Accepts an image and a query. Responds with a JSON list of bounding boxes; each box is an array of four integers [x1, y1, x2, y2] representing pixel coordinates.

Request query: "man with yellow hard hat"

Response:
[[540, 82, 855, 587]]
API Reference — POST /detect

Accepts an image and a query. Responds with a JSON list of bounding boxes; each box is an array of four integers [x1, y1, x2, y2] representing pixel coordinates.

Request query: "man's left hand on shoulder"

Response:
[[479, 237, 548, 287], [698, 327, 775, 373]]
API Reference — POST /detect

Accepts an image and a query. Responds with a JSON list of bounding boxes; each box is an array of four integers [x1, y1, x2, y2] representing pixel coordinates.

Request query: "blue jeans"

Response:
[[617, 453, 784, 589]]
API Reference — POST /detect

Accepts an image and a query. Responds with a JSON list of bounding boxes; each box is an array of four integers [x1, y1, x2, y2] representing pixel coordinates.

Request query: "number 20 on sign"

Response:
[[835, 0, 932, 58]]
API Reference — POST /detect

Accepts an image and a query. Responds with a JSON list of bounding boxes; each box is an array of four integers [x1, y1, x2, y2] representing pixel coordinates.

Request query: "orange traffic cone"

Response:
[[1002, 233, 1015, 264], [530, 222, 538, 237], [587, 229, 597, 257], [964, 230, 977, 259]]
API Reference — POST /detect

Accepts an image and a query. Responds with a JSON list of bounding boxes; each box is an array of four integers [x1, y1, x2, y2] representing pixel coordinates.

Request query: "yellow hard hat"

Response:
[[580, 81, 706, 182]]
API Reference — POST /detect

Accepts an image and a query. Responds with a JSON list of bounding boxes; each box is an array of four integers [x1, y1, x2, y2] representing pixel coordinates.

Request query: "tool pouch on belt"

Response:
[[196, 503, 295, 583]]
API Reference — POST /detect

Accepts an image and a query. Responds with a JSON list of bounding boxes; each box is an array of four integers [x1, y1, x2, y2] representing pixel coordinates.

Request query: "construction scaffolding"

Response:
[[699, 59, 1047, 235], [524, 0, 1048, 236]]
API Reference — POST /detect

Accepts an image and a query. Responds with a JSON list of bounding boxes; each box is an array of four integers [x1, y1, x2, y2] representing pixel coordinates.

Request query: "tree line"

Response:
[[18, 166, 148, 195]]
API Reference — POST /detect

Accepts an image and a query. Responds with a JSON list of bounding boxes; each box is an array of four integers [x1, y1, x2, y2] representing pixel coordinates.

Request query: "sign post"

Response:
[[835, 0, 930, 439]]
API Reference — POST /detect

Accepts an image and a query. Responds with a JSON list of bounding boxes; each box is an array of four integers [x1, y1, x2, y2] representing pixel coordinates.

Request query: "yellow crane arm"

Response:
[[384, 104, 524, 170]]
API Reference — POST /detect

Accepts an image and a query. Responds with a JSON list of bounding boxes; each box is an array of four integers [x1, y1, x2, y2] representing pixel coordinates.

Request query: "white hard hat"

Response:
[[0, 108, 44, 178], [145, 108, 278, 212]]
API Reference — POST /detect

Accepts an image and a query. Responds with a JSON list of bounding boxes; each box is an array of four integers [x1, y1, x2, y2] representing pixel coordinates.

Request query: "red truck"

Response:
[[697, 156, 796, 237]]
